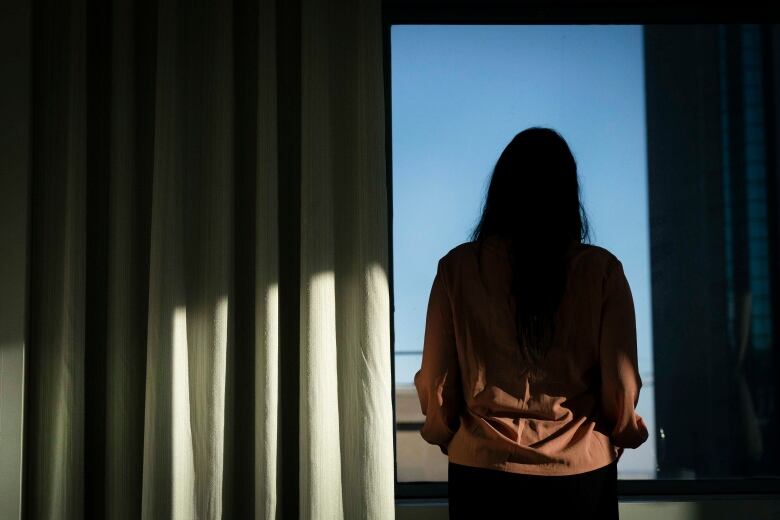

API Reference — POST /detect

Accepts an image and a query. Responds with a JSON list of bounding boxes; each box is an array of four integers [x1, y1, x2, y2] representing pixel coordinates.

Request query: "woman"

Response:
[[414, 127, 649, 519]]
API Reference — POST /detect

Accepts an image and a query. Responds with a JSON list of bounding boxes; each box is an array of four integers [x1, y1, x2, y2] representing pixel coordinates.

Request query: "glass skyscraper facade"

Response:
[[647, 24, 779, 478]]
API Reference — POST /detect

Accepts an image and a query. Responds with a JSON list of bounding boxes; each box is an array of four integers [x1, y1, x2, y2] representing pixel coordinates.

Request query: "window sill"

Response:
[[395, 496, 780, 520]]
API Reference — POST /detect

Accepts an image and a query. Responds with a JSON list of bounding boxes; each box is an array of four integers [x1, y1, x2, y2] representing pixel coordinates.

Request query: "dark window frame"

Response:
[[383, 1, 780, 501]]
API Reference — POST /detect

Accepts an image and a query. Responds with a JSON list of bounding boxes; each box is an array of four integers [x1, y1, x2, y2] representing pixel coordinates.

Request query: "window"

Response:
[[389, 21, 780, 496]]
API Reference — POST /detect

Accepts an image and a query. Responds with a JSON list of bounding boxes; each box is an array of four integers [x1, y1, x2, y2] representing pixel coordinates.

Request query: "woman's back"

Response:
[[414, 234, 649, 476]]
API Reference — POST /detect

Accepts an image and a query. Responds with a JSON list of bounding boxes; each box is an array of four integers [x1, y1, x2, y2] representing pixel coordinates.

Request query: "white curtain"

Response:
[[23, 0, 395, 518]]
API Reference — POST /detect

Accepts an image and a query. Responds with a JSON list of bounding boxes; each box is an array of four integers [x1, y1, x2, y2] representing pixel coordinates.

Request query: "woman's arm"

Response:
[[414, 259, 463, 455], [599, 257, 649, 450]]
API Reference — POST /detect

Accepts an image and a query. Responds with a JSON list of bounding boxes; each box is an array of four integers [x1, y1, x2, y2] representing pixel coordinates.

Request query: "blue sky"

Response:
[[391, 25, 655, 476]]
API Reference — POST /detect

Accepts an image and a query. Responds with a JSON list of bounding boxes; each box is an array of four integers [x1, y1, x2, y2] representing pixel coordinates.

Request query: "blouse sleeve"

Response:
[[414, 260, 463, 455], [599, 258, 649, 450]]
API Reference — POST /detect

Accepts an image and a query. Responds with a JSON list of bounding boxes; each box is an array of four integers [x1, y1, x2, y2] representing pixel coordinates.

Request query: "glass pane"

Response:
[[392, 24, 779, 482]]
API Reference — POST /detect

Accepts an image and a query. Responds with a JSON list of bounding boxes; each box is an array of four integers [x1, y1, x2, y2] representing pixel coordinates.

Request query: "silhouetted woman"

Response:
[[414, 127, 648, 519]]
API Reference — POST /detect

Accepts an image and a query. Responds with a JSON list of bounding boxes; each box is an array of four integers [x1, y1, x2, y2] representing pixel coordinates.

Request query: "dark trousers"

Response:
[[448, 460, 619, 519]]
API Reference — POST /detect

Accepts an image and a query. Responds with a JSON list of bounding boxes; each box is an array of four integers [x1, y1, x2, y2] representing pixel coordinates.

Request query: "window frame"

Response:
[[383, 1, 780, 501]]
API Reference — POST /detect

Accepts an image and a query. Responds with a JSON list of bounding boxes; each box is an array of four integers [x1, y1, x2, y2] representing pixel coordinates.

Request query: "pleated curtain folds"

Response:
[[23, 0, 395, 518]]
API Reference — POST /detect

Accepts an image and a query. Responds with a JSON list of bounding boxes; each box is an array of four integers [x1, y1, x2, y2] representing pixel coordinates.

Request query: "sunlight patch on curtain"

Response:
[[301, 270, 344, 518], [171, 305, 194, 519]]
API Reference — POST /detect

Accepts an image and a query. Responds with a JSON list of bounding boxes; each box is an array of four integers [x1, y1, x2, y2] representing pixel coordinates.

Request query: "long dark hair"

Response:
[[471, 127, 590, 367]]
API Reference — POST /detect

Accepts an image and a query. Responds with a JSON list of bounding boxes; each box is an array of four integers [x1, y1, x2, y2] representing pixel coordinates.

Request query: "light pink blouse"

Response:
[[414, 236, 649, 476]]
